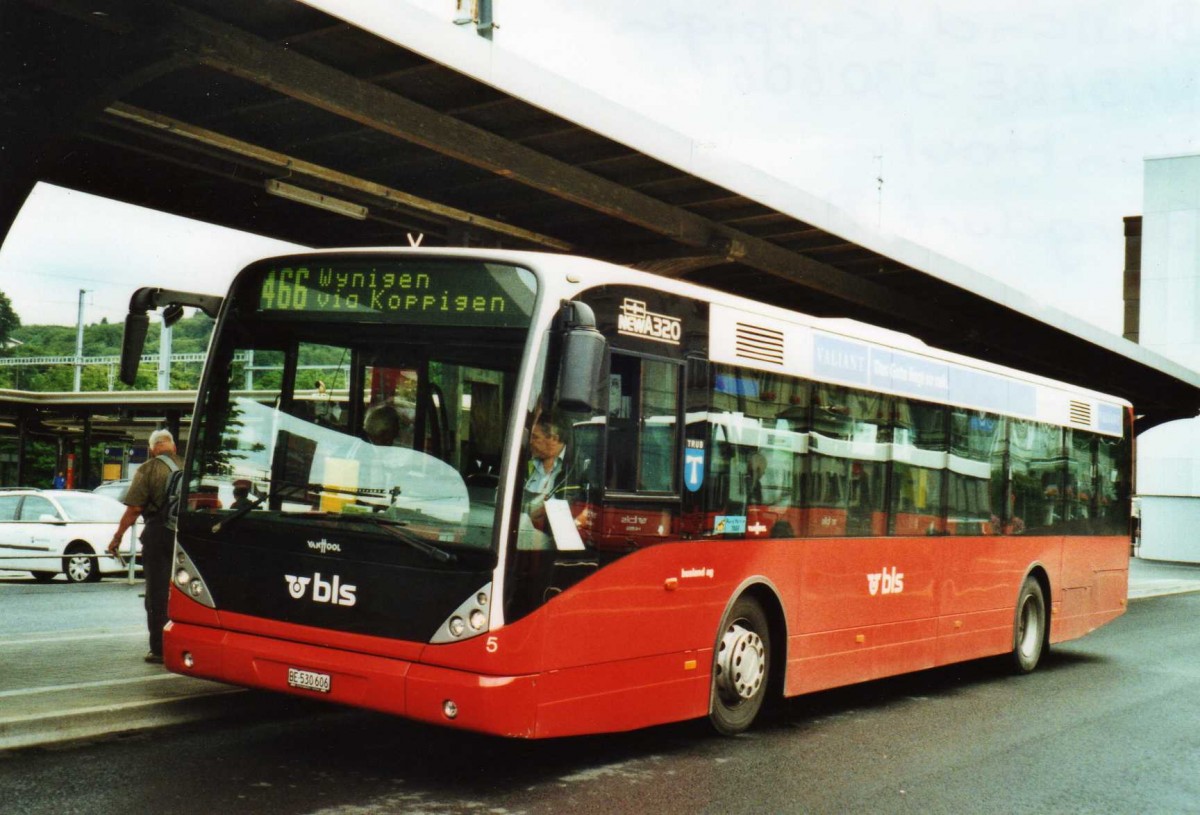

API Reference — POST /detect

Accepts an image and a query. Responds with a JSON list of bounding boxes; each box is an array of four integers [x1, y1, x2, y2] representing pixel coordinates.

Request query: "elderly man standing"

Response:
[[107, 429, 183, 664]]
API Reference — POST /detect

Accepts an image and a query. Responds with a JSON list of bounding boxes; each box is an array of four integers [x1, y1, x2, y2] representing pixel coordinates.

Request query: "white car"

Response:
[[92, 479, 131, 502], [95, 477, 238, 510], [0, 489, 141, 583]]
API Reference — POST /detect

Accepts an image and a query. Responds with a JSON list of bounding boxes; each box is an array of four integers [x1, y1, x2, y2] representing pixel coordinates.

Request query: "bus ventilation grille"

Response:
[[736, 323, 785, 365], [1069, 400, 1092, 427]]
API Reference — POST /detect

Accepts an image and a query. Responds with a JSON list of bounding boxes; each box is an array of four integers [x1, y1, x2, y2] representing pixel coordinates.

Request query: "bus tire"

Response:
[[1011, 576, 1046, 674], [710, 594, 770, 736]]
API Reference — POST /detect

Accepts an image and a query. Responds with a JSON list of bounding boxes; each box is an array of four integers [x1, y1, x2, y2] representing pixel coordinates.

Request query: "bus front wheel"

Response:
[[709, 595, 770, 736], [1011, 577, 1047, 674]]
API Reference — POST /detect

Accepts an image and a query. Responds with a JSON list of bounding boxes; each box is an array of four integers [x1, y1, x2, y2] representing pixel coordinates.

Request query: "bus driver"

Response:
[[524, 413, 566, 527]]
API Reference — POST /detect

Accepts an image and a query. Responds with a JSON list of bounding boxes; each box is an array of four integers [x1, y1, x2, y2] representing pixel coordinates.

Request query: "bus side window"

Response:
[[702, 365, 811, 539], [808, 385, 890, 537], [890, 398, 947, 536], [1065, 429, 1093, 524], [1009, 420, 1063, 534], [947, 409, 1002, 536], [1095, 432, 1131, 535]]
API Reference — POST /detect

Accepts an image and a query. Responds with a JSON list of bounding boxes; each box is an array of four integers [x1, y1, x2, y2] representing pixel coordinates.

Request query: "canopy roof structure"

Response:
[[4, 0, 1199, 429]]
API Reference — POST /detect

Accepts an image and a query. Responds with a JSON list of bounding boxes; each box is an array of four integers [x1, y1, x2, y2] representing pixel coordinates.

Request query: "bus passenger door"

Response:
[[539, 351, 690, 674], [583, 352, 683, 552]]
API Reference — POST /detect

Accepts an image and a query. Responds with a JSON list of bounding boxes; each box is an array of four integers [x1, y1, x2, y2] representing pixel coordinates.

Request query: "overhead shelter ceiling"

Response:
[[0, 387, 197, 444], [4, 0, 1200, 428]]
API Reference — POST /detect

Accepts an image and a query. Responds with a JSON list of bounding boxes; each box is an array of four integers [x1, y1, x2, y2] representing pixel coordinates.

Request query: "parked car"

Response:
[[94, 478, 233, 510], [92, 479, 130, 502], [0, 489, 141, 583]]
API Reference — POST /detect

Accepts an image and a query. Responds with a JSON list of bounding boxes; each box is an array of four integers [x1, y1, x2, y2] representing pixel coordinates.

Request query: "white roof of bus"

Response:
[[258, 246, 1131, 412]]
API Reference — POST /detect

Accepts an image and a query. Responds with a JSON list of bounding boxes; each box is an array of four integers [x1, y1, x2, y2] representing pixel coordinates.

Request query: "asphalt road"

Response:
[[3, 582, 1200, 814]]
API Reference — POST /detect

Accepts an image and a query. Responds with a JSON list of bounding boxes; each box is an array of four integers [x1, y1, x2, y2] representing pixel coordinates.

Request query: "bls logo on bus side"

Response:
[[284, 572, 358, 607], [867, 567, 904, 596]]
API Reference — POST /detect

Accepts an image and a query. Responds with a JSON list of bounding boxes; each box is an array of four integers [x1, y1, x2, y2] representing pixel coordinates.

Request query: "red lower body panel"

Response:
[[165, 534, 1129, 738], [165, 622, 542, 737], [164, 621, 709, 738]]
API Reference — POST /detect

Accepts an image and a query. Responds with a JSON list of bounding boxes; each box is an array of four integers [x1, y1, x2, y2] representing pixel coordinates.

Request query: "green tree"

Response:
[[1, 311, 216, 391], [0, 290, 20, 345]]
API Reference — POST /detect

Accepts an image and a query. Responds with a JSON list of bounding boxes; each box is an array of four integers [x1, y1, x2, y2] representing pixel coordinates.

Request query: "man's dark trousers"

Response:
[[141, 521, 172, 656]]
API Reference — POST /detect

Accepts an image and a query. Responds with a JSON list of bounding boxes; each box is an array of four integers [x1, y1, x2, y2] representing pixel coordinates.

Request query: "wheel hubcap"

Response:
[[715, 622, 765, 703], [1018, 597, 1040, 659], [67, 556, 91, 582]]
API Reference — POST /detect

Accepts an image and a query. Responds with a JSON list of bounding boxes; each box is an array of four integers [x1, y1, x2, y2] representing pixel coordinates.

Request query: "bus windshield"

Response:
[[187, 257, 538, 563]]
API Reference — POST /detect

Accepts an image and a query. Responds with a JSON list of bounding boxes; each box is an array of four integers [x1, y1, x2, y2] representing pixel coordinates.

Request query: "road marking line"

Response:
[[0, 631, 143, 647], [0, 673, 181, 699]]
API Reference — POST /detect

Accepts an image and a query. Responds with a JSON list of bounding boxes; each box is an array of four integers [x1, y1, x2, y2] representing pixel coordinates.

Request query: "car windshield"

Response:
[[55, 492, 128, 522], [188, 257, 537, 559]]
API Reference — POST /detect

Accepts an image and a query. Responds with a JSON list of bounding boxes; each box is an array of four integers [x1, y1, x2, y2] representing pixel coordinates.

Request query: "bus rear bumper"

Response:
[[163, 622, 540, 738]]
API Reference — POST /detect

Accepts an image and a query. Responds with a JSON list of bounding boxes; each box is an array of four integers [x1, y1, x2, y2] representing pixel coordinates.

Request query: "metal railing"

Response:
[[0, 546, 141, 582]]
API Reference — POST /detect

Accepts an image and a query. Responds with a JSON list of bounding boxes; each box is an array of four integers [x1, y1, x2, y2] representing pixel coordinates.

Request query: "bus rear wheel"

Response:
[[1011, 577, 1047, 674], [709, 595, 770, 736]]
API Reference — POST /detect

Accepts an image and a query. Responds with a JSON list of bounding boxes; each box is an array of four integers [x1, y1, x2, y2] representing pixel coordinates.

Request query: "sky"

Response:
[[0, 185, 299, 330], [2, 0, 1197, 332]]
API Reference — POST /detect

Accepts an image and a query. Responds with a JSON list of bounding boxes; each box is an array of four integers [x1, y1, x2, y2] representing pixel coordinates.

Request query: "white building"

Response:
[[1136, 154, 1200, 561]]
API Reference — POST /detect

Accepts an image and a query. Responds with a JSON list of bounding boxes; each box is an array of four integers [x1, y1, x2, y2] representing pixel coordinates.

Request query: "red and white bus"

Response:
[[122, 249, 1133, 738]]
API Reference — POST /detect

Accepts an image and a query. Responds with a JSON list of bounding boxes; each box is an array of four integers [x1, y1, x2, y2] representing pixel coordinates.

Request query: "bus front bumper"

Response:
[[163, 621, 540, 738]]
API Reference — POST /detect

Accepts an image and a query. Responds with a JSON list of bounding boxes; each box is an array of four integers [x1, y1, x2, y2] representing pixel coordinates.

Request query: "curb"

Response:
[[0, 688, 318, 752], [1129, 584, 1200, 600]]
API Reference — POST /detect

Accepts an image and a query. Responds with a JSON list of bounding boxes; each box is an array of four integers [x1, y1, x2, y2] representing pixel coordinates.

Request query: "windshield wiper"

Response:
[[205, 481, 456, 565], [210, 494, 267, 534], [333, 514, 457, 564], [210, 478, 357, 535]]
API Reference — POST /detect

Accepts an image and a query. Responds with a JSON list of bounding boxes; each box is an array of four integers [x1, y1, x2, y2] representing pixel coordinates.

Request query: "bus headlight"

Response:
[[171, 544, 216, 609], [431, 582, 492, 643]]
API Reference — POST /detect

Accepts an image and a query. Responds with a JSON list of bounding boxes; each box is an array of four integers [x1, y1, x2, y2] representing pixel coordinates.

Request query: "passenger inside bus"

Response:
[[363, 402, 415, 447], [349, 402, 411, 511], [364, 402, 400, 445], [745, 451, 768, 505]]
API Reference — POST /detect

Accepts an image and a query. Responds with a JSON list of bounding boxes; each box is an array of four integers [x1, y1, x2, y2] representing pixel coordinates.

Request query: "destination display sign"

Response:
[[253, 260, 537, 327], [812, 332, 1037, 417]]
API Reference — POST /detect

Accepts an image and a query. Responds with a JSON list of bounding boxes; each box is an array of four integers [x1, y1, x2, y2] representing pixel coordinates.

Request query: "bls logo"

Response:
[[867, 566, 905, 596], [284, 572, 357, 607]]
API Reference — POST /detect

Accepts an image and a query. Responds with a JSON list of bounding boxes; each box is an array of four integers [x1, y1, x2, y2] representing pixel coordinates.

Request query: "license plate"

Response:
[[287, 667, 331, 694]]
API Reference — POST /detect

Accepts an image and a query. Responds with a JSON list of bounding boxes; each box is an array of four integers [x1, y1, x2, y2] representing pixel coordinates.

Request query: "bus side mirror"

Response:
[[557, 301, 606, 414], [120, 311, 150, 386], [118, 287, 224, 387]]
